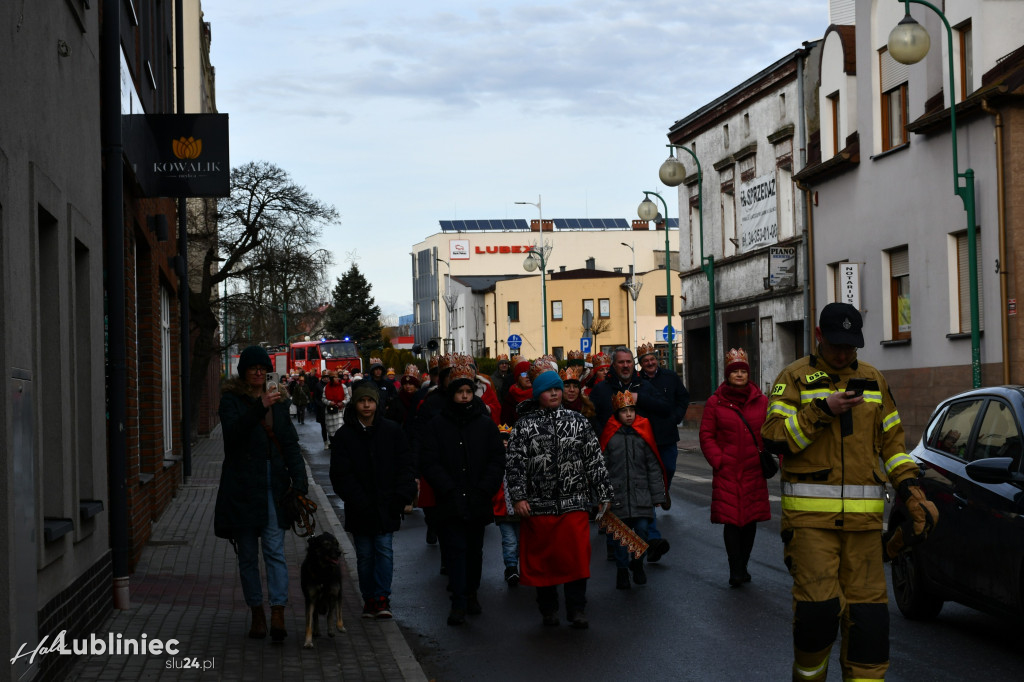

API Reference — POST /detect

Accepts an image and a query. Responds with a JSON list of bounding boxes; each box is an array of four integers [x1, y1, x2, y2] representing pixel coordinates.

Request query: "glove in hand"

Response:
[[883, 481, 938, 561]]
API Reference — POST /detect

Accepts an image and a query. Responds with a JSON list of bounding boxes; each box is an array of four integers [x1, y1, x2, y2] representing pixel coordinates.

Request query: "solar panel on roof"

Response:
[[440, 220, 454, 231]]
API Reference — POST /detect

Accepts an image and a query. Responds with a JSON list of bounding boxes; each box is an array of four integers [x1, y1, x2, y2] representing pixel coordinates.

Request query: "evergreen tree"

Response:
[[325, 264, 384, 351]]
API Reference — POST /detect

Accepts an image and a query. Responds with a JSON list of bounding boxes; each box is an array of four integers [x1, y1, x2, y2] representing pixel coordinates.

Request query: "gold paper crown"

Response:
[[498, 423, 512, 435], [725, 347, 749, 367], [437, 353, 455, 370], [590, 353, 611, 369], [567, 350, 585, 362], [559, 366, 583, 382], [612, 391, 637, 410], [637, 343, 657, 359], [386, 367, 396, 376], [496, 353, 509, 362], [428, 355, 440, 369], [403, 363, 420, 377], [369, 357, 383, 367], [448, 355, 477, 383], [528, 357, 559, 381]]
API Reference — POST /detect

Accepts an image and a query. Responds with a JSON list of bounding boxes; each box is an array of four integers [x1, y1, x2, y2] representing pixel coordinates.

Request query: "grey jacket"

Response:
[[603, 427, 666, 519]]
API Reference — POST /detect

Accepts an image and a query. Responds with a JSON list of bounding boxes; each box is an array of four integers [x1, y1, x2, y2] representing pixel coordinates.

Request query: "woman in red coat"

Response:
[[699, 348, 770, 587]]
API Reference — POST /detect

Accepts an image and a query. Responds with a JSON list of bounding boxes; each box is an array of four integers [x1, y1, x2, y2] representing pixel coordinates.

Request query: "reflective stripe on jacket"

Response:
[[761, 353, 918, 531]]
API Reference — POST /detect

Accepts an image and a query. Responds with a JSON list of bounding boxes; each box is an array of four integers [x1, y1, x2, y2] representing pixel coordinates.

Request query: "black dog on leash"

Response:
[[302, 532, 346, 648]]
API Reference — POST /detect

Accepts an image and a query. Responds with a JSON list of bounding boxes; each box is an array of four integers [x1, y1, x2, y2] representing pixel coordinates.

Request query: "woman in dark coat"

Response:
[[699, 348, 771, 587], [419, 357, 506, 625], [330, 381, 417, 618], [215, 346, 308, 641]]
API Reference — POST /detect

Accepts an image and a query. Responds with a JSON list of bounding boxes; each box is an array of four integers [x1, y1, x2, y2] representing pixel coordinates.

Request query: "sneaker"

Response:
[[504, 566, 520, 587], [567, 611, 589, 630], [646, 538, 670, 563], [466, 594, 482, 615], [375, 597, 393, 619], [361, 600, 378, 619], [447, 608, 466, 626]]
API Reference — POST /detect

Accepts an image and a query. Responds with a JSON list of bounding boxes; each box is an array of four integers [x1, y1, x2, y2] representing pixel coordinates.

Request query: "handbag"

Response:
[[260, 421, 319, 536], [732, 406, 778, 479]]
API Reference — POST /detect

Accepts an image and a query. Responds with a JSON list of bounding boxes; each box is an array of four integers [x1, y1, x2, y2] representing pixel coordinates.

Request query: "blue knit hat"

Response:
[[237, 346, 273, 376], [531, 371, 564, 398]]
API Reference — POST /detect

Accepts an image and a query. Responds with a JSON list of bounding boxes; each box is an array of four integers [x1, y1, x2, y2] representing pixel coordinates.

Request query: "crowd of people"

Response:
[[214, 301, 939, 680]]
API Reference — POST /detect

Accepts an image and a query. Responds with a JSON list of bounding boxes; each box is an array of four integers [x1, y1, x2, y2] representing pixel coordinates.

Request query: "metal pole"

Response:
[[642, 191, 675, 372], [516, 196, 546, 353], [899, 0, 980, 387]]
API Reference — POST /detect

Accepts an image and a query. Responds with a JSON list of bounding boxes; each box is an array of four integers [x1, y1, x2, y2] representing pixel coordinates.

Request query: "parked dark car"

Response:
[[888, 386, 1024, 620]]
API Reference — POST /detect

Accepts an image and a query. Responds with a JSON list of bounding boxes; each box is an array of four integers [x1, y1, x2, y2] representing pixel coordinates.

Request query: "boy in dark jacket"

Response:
[[419, 356, 506, 625], [329, 381, 417, 619], [598, 391, 667, 589]]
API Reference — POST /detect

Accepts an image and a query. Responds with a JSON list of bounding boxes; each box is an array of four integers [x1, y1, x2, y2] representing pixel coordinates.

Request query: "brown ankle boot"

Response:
[[249, 606, 267, 639], [270, 605, 287, 642]]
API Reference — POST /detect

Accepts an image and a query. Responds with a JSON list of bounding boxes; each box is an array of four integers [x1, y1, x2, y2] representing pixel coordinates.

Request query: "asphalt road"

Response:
[[294, 412, 1022, 681]]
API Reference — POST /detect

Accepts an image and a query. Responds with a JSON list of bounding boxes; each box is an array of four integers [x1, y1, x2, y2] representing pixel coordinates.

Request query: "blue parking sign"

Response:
[[580, 337, 592, 354]]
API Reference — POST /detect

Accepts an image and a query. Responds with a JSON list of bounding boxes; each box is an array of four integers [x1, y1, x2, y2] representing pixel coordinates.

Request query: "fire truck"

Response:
[[285, 337, 362, 376]]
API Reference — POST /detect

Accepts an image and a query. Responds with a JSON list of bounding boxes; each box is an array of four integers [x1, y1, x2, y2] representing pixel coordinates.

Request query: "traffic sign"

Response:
[[580, 337, 592, 354], [507, 334, 523, 350], [661, 325, 676, 342]]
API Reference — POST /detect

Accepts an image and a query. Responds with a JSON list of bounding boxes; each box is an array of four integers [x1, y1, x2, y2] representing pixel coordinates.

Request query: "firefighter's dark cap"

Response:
[[818, 303, 864, 348]]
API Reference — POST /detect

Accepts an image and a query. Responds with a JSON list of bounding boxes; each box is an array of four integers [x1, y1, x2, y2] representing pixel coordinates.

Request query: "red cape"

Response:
[[599, 414, 669, 494]]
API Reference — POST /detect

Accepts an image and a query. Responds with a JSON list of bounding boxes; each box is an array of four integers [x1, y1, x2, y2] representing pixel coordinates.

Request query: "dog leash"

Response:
[[260, 419, 319, 537]]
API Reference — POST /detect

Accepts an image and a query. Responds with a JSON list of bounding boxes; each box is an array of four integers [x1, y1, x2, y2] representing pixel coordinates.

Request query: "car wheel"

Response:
[[890, 547, 944, 620]]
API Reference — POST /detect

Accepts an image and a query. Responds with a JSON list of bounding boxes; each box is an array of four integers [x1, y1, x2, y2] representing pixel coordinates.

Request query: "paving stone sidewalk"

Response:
[[67, 425, 427, 682]]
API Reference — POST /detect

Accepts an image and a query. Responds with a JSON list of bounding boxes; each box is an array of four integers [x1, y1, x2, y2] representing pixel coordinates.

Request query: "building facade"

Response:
[[411, 219, 682, 361], [796, 0, 1024, 442], [667, 43, 822, 402]]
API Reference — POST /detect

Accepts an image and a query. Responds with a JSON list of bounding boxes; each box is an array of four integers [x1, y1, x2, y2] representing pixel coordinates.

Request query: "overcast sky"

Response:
[[202, 0, 829, 317]]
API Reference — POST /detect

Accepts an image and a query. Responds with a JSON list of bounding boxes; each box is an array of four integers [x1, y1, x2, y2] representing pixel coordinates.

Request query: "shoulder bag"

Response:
[[731, 406, 778, 479]]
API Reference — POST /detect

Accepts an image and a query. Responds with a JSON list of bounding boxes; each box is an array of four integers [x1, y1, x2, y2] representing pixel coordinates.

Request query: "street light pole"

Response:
[[516, 195, 548, 353], [637, 192, 675, 372], [888, 0, 980, 387], [621, 242, 642, 351], [436, 257, 454, 352], [654, 144, 715, 384]]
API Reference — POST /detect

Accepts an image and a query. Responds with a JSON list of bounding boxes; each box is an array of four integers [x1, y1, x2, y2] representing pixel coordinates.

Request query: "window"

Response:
[[974, 400, 1021, 463], [552, 346, 564, 361], [583, 299, 594, 318], [723, 123, 730, 148], [827, 91, 841, 156], [955, 232, 985, 333], [507, 300, 520, 322], [880, 48, 909, 151], [925, 399, 982, 460], [889, 247, 911, 340], [551, 300, 563, 320], [957, 21, 973, 101], [294, 347, 306, 361], [599, 299, 610, 318], [722, 191, 737, 257], [655, 295, 669, 316]]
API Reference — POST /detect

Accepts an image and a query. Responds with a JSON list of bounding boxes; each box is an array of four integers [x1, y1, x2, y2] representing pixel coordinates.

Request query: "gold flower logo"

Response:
[[172, 136, 202, 159]]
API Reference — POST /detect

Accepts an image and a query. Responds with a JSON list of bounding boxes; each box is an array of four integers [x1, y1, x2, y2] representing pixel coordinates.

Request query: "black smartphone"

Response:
[[845, 378, 868, 396]]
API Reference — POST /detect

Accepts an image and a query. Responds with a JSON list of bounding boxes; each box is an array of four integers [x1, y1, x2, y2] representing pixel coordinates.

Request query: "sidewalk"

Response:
[[67, 425, 427, 681]]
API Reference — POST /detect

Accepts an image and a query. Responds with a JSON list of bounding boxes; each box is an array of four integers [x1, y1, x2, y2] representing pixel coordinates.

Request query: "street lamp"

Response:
[[620, 242, 643, 350], [436, 257, 455, 352], [516, 194, 548, 353], [522, 243, 552, 354], [888, 0, 980, 387], [650, 144, 715, 382]]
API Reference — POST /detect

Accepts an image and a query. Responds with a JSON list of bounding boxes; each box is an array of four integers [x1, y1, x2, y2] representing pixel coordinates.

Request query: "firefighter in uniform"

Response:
[[761, 303, 937, 681]]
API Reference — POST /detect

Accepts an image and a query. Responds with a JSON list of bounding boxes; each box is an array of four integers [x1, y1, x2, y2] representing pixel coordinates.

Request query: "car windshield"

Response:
[[320, 341, 357, 359]]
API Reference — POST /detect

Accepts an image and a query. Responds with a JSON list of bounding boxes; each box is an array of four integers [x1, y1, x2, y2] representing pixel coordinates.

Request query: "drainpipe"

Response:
[[797, 44, 813, 350], [175, 0, 193, 476], [102, 0, 131, 609], [980, 99, 1008, 384]]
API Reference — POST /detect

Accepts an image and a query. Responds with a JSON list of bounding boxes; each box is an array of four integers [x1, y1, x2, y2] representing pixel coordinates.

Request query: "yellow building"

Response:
[[410, 218, 683, 363]]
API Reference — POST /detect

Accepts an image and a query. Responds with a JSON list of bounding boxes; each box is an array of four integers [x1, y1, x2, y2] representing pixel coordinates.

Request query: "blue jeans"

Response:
[[352, 533, 394, 602], [614, 517, 650, 568], [235, 462, 289, 607], [648, 442, 678, 541], [497, 521, 520, 568]]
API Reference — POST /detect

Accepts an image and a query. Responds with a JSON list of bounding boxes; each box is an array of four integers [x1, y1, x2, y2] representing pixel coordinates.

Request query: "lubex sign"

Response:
[[123, 113, 230, 198]]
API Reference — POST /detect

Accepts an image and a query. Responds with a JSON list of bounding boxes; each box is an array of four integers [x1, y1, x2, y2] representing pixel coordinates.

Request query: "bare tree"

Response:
[[187, 161, 338, 436], [581, 318, 613, 350]]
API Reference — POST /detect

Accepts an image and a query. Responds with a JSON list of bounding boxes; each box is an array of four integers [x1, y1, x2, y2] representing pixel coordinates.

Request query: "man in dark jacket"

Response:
[[329, 381, 417, 619], [590, 346, 677, 561], [419, 358, 505, 625]]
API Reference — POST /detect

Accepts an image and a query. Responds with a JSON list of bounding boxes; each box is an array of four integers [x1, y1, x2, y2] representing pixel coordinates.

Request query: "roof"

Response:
[[451, 274, 532, 293]]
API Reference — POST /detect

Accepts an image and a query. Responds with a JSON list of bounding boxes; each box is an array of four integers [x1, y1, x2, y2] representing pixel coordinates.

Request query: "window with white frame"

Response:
[[888, 247, 911, 340], [880, 48, 909, 151], [722, 191, 737, 258], [161, 286, 174, 455], [777, 166, 794, 240], [953, 231, 984, 333], [827, 91, 841, 156], [551, 300, 563, 320]]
